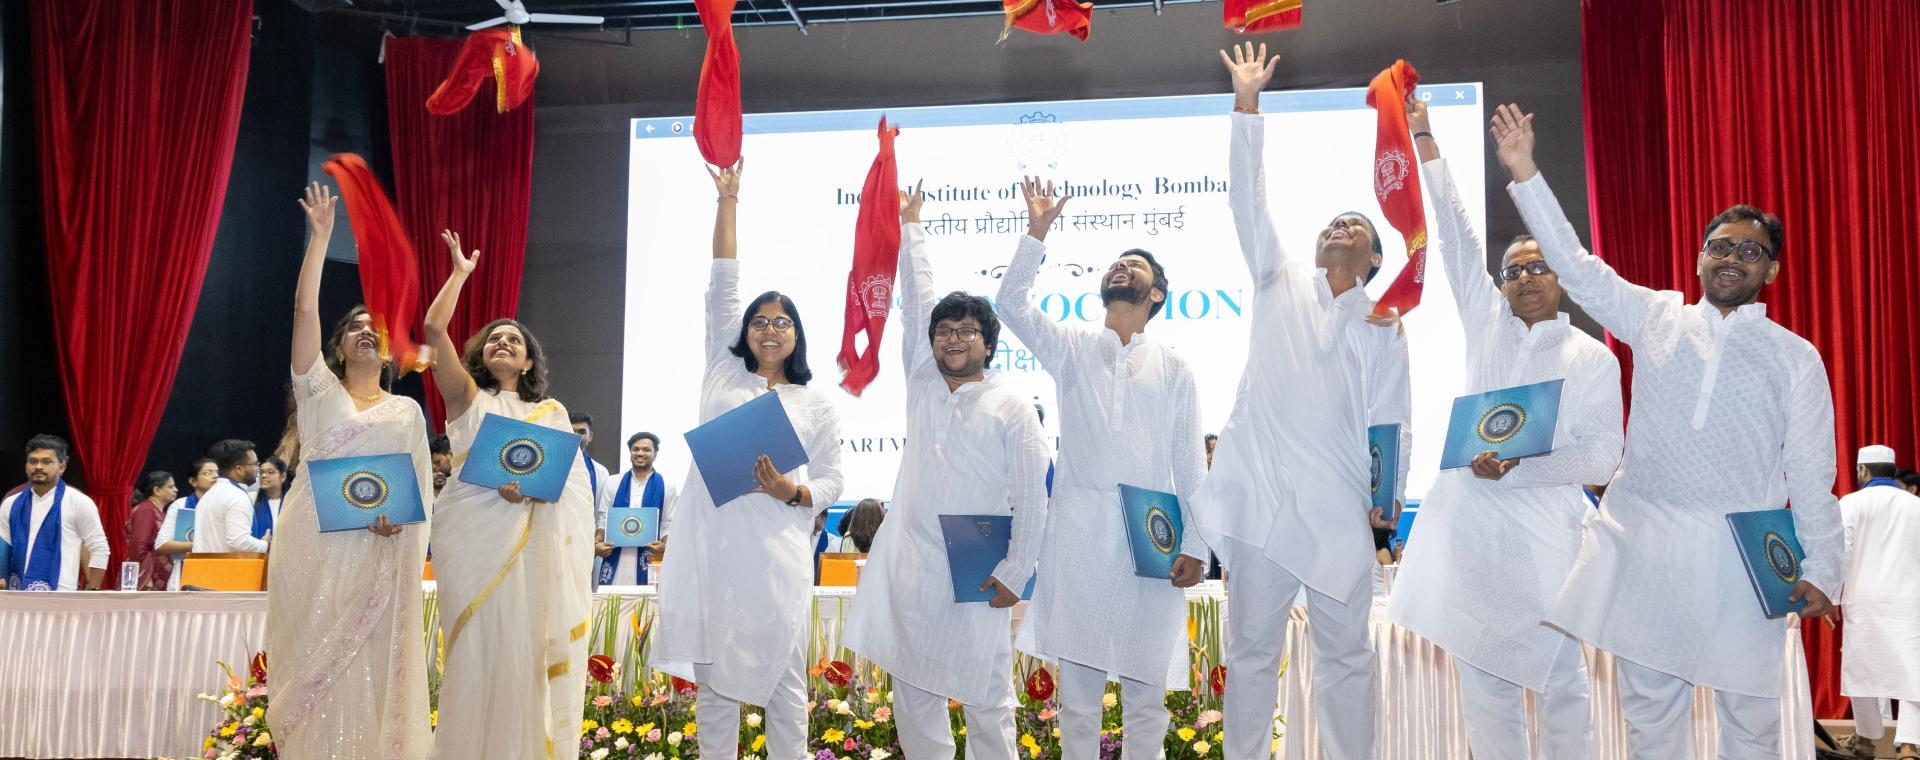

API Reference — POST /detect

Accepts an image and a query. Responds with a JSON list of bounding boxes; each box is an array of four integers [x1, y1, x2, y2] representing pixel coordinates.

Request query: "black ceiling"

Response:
[[330, 0, 1200, 32]]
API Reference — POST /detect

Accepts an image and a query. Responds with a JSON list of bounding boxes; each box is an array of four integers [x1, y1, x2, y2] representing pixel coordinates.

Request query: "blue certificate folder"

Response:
[[1438, 379, 1565, 469], [1727, 508, 1808, 619], [1120, 484, 1185, 580], [459, 414, 583, 503], [173, 509, 196, 543], [606, 507, 660, 548], [684, 392, 809, 507], [1368, 424, 1401, 521], [308, 454, 426, 533], [939, 514, 1037, 603]]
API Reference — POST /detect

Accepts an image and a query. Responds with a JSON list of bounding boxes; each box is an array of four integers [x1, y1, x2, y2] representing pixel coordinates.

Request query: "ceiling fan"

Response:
[[466, 0, 605, 30]]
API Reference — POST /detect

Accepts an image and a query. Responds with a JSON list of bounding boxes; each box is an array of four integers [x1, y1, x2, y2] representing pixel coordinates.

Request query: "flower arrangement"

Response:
[[198, 591, 1275, 760], [195, 652, 274, 759]]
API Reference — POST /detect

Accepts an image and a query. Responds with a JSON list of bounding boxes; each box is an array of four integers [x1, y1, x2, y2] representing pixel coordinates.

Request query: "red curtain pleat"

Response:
[[384, 36, 536, 431], [29, 0, 253, 587], [1584, 0, 1920, 719]]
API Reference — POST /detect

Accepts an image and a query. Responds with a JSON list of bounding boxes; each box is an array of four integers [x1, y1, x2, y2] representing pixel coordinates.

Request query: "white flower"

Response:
[[1193, 741, 1211, 755], [253, 732, 272, 748], [242, 715, 257, 727], [667, 732, 683, 747], [590, 749, 610, 760], [644, 754, 665, 760], [834, 700, 854, 715], [871, 750, 892, 760], [886, 691, 894, 703], [614, 738, 629, 750], [218, 693, 236, 707], [1100, 692, 1117, 709], [826, 698, 842, 711], [746, 713, 763, 728]]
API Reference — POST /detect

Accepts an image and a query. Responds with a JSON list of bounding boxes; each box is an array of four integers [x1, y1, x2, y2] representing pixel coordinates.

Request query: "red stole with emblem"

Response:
[[693, 0, 743, 167], [1223, 0, 1303, 34], [426, 27, 540, 115], [1001, 0, 1093, 41], [837, 118, 901, 396], [322, 153, 427, 373], [1365, 60, 1428, 317]]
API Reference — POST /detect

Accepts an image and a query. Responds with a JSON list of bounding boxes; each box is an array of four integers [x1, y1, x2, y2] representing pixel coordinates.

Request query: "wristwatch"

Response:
[[784, 486, 804, 507]]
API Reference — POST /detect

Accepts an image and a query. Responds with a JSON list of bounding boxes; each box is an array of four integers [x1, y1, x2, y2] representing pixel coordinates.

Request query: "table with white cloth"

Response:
[[0, 585, 1812, 759]]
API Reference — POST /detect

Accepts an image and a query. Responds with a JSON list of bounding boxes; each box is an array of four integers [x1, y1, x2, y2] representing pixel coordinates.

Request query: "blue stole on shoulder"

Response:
[[581, 450, 601, 498], [597, 470, 663, 586], [8, 481, 66, 591], [1866, 477, 1903, 490], [251, 493, 275, 539]]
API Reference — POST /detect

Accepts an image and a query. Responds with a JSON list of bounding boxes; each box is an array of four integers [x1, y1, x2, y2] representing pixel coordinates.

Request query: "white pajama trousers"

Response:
[[1852, 696, 1920, 746], [1221, 538, 1376, 760], [894, 678, 1018, 760], [695, 652, 810, 760], [1615, 657, 1778, 759], [1453, 632, 1593, 760], [1057, 659, 1169, 760]]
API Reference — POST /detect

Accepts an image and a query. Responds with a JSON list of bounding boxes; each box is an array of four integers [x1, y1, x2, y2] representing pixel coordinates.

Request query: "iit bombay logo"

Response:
[[1144, 505, 1177, 555], [1375, 149, 1410, 203], [1369, 442, 1385, 494], [501, 438, 546, 476], [1763, 531, 1800, 584], [976, 519, 994, 538], [853, 275, 892, 319], [1476, 403, 1527, 445], [342, 471, 390, 510], [621, 515, 645, 540]]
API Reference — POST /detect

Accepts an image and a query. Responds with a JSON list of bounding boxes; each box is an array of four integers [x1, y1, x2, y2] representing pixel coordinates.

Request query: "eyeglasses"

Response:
[[933, 326, 983, 343], [748, 316, 795, 332], [1702, 237, 1772, 263], [1500, 260, 1554, 283]]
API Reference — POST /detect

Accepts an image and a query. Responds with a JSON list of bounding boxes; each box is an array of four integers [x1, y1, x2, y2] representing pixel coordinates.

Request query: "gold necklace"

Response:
[[347, 386, 386, 404]]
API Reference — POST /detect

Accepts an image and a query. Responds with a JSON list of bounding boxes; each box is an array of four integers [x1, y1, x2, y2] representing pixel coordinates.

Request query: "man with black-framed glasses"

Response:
[[1494, 102, 1843, 759], [1385, 97, 1623, 760], [841, 183, 1051, 760]]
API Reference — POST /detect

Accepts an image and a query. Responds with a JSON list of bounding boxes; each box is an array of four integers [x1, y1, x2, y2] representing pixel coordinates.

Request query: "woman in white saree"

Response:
[[656, 163, 846, 760], [265, 182, 433, 759], [424, 230, 597, 760]]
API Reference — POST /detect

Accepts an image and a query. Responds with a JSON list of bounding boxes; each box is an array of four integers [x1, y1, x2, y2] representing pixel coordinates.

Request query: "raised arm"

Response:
[[896, 182, 938, 373], [707, 163, 745, 365], [424, 231, 482, 422], [1409, 101, 1502, 334], [994, 178, 1078, 370], [1494, 104, 1663, 345], [292, 182, 337, 375], [1497, 350, 1624, 489], [1221, 42, 1294, 287]]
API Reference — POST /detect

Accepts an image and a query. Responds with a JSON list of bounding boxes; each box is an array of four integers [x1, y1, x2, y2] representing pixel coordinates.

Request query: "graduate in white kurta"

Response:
[[1385, 101, 1622, 760], [264, 182, 432, 759], [424, 230, 597, 760], [842, 188, 1050, 760], [997, 177, 1210, 760], [1201, 45, 1411, 760], [594, 432, 676, 587], [655, 163, 846, 760], [1495, 104, 1843, 759], [194, 441, 267, 555], [3, 436, 109, 591], [1836, 445, 1920, 755]]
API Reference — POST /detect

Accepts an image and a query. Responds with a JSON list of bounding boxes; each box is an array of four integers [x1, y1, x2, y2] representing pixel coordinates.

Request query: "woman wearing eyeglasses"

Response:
[[655, 160, 846, 760]]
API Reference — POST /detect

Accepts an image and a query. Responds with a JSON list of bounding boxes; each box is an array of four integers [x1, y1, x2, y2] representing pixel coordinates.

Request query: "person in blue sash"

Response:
[[594, 431, 675, 587], [250, 455, 286, 544], [3, 435, 109, 591], [155, 458, 215, 590], [570, 411, 611, 505]]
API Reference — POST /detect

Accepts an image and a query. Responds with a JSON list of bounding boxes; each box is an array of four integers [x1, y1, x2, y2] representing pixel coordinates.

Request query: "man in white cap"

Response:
[[1835, 444, 1920, 760]]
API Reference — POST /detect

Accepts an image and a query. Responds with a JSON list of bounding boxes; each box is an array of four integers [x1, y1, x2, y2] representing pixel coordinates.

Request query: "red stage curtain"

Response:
[[1584, 0, 1920, 719], [384, 36, 536, 430], [29, 0, 253, 588]]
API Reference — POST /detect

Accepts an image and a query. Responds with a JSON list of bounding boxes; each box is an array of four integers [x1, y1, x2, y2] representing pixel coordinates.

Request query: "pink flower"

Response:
[[247, 685, 269, 698], [1196, 710, 1222, 728], [232, 735, 246, 746], [646, 729, 662, 742], [597, 727, 612, 739], [873, 706, 892, 722], [1038, 708, 1057, 721], [593, 695, 614, 707], [844, 739, 857, 750]]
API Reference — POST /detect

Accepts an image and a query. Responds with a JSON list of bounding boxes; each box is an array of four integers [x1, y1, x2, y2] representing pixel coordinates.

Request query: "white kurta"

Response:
[[595, 471, 677, 586], [841, 222, 1051, 707], [997, 233, 1208, 689], [1195, 111, 1413, 602], [265, 355, 433, 759], [1838, 483, 1920, 701], [3, 486, 109, 590], [430, 390, 597, 760], [1510, 173, 1845, 698], [1386, 156, 1624, 690], [194, 479, 267, 554], [157, 498, 192, 590], [655, 258, 847, 705]]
